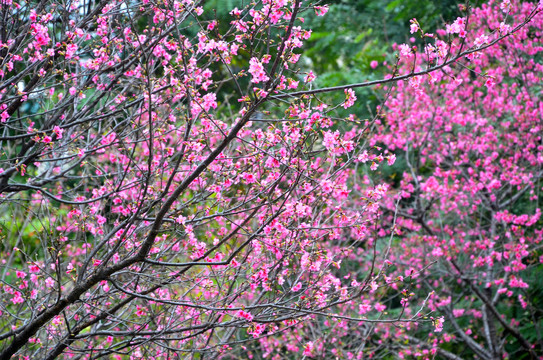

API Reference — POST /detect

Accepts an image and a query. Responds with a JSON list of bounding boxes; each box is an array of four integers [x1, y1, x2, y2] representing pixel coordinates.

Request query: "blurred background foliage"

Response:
[[299, 0, 462, 121]]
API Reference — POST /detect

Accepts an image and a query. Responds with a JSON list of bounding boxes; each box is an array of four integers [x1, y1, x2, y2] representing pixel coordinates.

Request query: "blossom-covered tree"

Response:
[[245, 1, 543, 359], [0, 0, 540, 359], [370, 2, 543, 357]]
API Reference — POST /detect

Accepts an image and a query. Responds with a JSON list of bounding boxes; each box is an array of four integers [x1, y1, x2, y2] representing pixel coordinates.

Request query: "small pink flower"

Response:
[[387, 154, 396, 165], [236, 310, 253, 321], [343, 88, 357, 109], [370, 60, 379, 69], [247, 323, 266, 338], [303, 341, 314, 357], [243, 172, 257, 184], [304, 71, 316, 83], [474, 34, 489, 47], [66, 263, 74, 274], [45, 277, 55, 288], [314, 5, 329, 16], [96, 215, 107, 225], [453, 309, 465, 317], [11, 292, 24, 304], [135, 305, 146, 317], [65, 43, 78, 59], [1, 110, 10, 123], [499, 22, 511, 33], [248, 57, 269, 84], [434, 316, 445, 332], [399, 43, 412, 58], [485, 78, 495, 88], [53, 126, 64, 139], [207, 21, 216, 31]]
